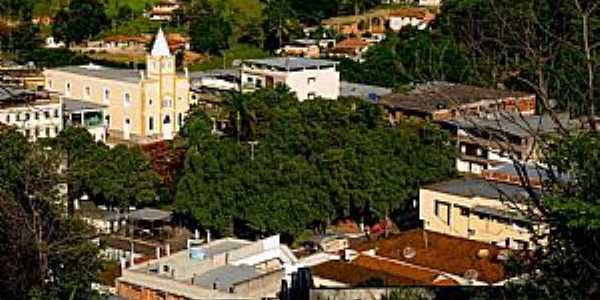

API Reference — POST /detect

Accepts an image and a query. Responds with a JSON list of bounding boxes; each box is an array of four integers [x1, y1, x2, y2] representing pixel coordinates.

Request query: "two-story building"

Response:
[[419, 177, 544, 250], [240, 58, 340, 101], [44, 29, 190, 144], [0, 85, 62, 141]]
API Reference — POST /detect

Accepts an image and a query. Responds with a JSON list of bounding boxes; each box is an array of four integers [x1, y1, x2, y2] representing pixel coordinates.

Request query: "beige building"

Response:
[[419, 178, 543, 250], [44, 29, 190, 144]]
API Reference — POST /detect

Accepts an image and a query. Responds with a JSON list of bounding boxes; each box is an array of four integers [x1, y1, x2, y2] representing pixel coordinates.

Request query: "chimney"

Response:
[[166, 243, 171, 256], [156, 247, 161, 259], [206, 229, 211, 243]]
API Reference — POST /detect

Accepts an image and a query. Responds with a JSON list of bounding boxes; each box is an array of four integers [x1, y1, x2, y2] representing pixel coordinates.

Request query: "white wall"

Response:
[[0, 102, 63, 141]]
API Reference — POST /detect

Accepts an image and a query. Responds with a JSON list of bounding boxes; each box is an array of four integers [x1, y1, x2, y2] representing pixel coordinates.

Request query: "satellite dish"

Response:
[[402, 246, 416, 259], [464, 269, 479, 281]]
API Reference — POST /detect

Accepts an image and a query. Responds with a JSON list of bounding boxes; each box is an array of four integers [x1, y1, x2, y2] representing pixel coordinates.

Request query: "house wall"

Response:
[[419, 188, 535, 249], [0, 101, 62, 141], [241, 66, 340, 101], [232, 269, 285, 299]]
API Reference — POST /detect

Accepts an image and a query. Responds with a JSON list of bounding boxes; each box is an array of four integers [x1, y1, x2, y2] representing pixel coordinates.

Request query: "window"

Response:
[[148, 116, 154, 131], [44, 111, 50, 119], [256, 79, 263, 87], [247, 77, 254, 83], [16, 113, 21, 121], [125, 118, 130, 125], [35, 112, 39, 120], [5, 114, 10, 123], [25, 129, 30, 137], [307, 77, 316, 84], [434, 200, 451, 225], [163, 99, 172, 108], [124, 93, 131, 106], [45, 127, 50, 137], [177, 96, 183, 102], [65, 82, 71, 96], [149, 99, 153, 106], [54, 126, 59, 135], [103, 88, 110, 103], [34, 127, 40, 137], [456, 205, 470, 217], [54, 109, 59, 118], [25, 113, 30, 121], [48, 80, 53, 89], [105, 115, 110, 126], [84, 86, 91, 98], [307, 92, 316, 100], [177, 113, 183, 127]]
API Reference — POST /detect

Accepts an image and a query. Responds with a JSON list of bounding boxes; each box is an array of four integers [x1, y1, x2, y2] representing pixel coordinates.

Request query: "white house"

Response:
[[0, 85, 62, 141], [241, 57, 340, 101]]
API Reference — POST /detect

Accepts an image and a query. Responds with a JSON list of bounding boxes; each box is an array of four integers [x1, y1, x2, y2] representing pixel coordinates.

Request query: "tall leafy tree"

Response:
[[0, 126, 103, 299], [51, 0, 109, 45]]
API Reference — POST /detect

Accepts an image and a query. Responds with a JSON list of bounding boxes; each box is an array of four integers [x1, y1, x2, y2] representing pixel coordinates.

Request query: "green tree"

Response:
[[187, 0, 232, 54], [90, 145, 161, 211], [0, 126, 103, 300], [52, 0, 109, 45], [263, 0, 301, 50], [175, 89, 456, 240]]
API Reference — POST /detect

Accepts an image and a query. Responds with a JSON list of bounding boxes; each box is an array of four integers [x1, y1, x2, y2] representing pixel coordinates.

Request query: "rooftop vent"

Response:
[[402, 246, 416, 259]]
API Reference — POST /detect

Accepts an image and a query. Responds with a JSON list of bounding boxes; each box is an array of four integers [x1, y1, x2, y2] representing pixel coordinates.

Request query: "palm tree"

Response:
[[223, 93, 257, 143], [263, 0, 297, 50]]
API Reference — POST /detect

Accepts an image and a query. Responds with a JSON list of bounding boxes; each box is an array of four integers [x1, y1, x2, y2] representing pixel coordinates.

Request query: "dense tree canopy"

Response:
[[51, 0, 110, 44], [175, 88, 456, 239], [0, 126, 103, 299]]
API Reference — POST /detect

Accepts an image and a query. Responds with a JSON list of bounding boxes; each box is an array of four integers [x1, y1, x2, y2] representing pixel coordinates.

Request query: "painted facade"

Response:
[[44, 29, 190, 144]]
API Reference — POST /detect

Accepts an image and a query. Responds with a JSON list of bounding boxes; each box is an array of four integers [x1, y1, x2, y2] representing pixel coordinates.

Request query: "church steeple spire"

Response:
[[151, 28, 171, 57]]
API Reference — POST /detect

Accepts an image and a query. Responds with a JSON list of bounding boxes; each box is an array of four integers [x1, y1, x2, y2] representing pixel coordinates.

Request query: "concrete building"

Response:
[[446, 113, 575, 174], [379, 82, 536, 123], [241, 58, 340, 101], [419, 177, 544, 249], [44, 29, 190, 144], [388, 7, 436, 31], [116, 235, 298, 300], [0, 85, 62, 141]]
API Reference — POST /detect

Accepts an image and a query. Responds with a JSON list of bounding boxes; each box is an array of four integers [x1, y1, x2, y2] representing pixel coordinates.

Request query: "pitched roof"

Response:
[[380, 82, 532, 113], [51, 64, 142, 84], [448, 113, 574, 138], [351, 229, 509, 284], [193, 264, 264, 290], [151, 28, 172, 57]]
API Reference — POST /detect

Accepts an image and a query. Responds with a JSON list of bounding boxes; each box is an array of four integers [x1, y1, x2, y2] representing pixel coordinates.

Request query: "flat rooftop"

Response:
[[0, 85, 54, 108], [340, 81, 392, 100], [193, 264, 263, 290], [380, 82, 531, 113], [63, 97, 107, 112], [351, 229, 510, 284], [449, 113, 574, 138], [423, 177, 539, 200], [51, 64, 142, 84], [242, 57, 338, 71]]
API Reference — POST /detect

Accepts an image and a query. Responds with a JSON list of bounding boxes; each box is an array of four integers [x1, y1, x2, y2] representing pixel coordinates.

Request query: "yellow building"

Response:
[[419, 177, 543, 250], [44, 29, 190, 144]]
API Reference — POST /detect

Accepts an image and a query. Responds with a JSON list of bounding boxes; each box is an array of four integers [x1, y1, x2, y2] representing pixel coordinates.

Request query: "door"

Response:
[[123, 118, 131, 140], [163, 114, 173, 140]]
